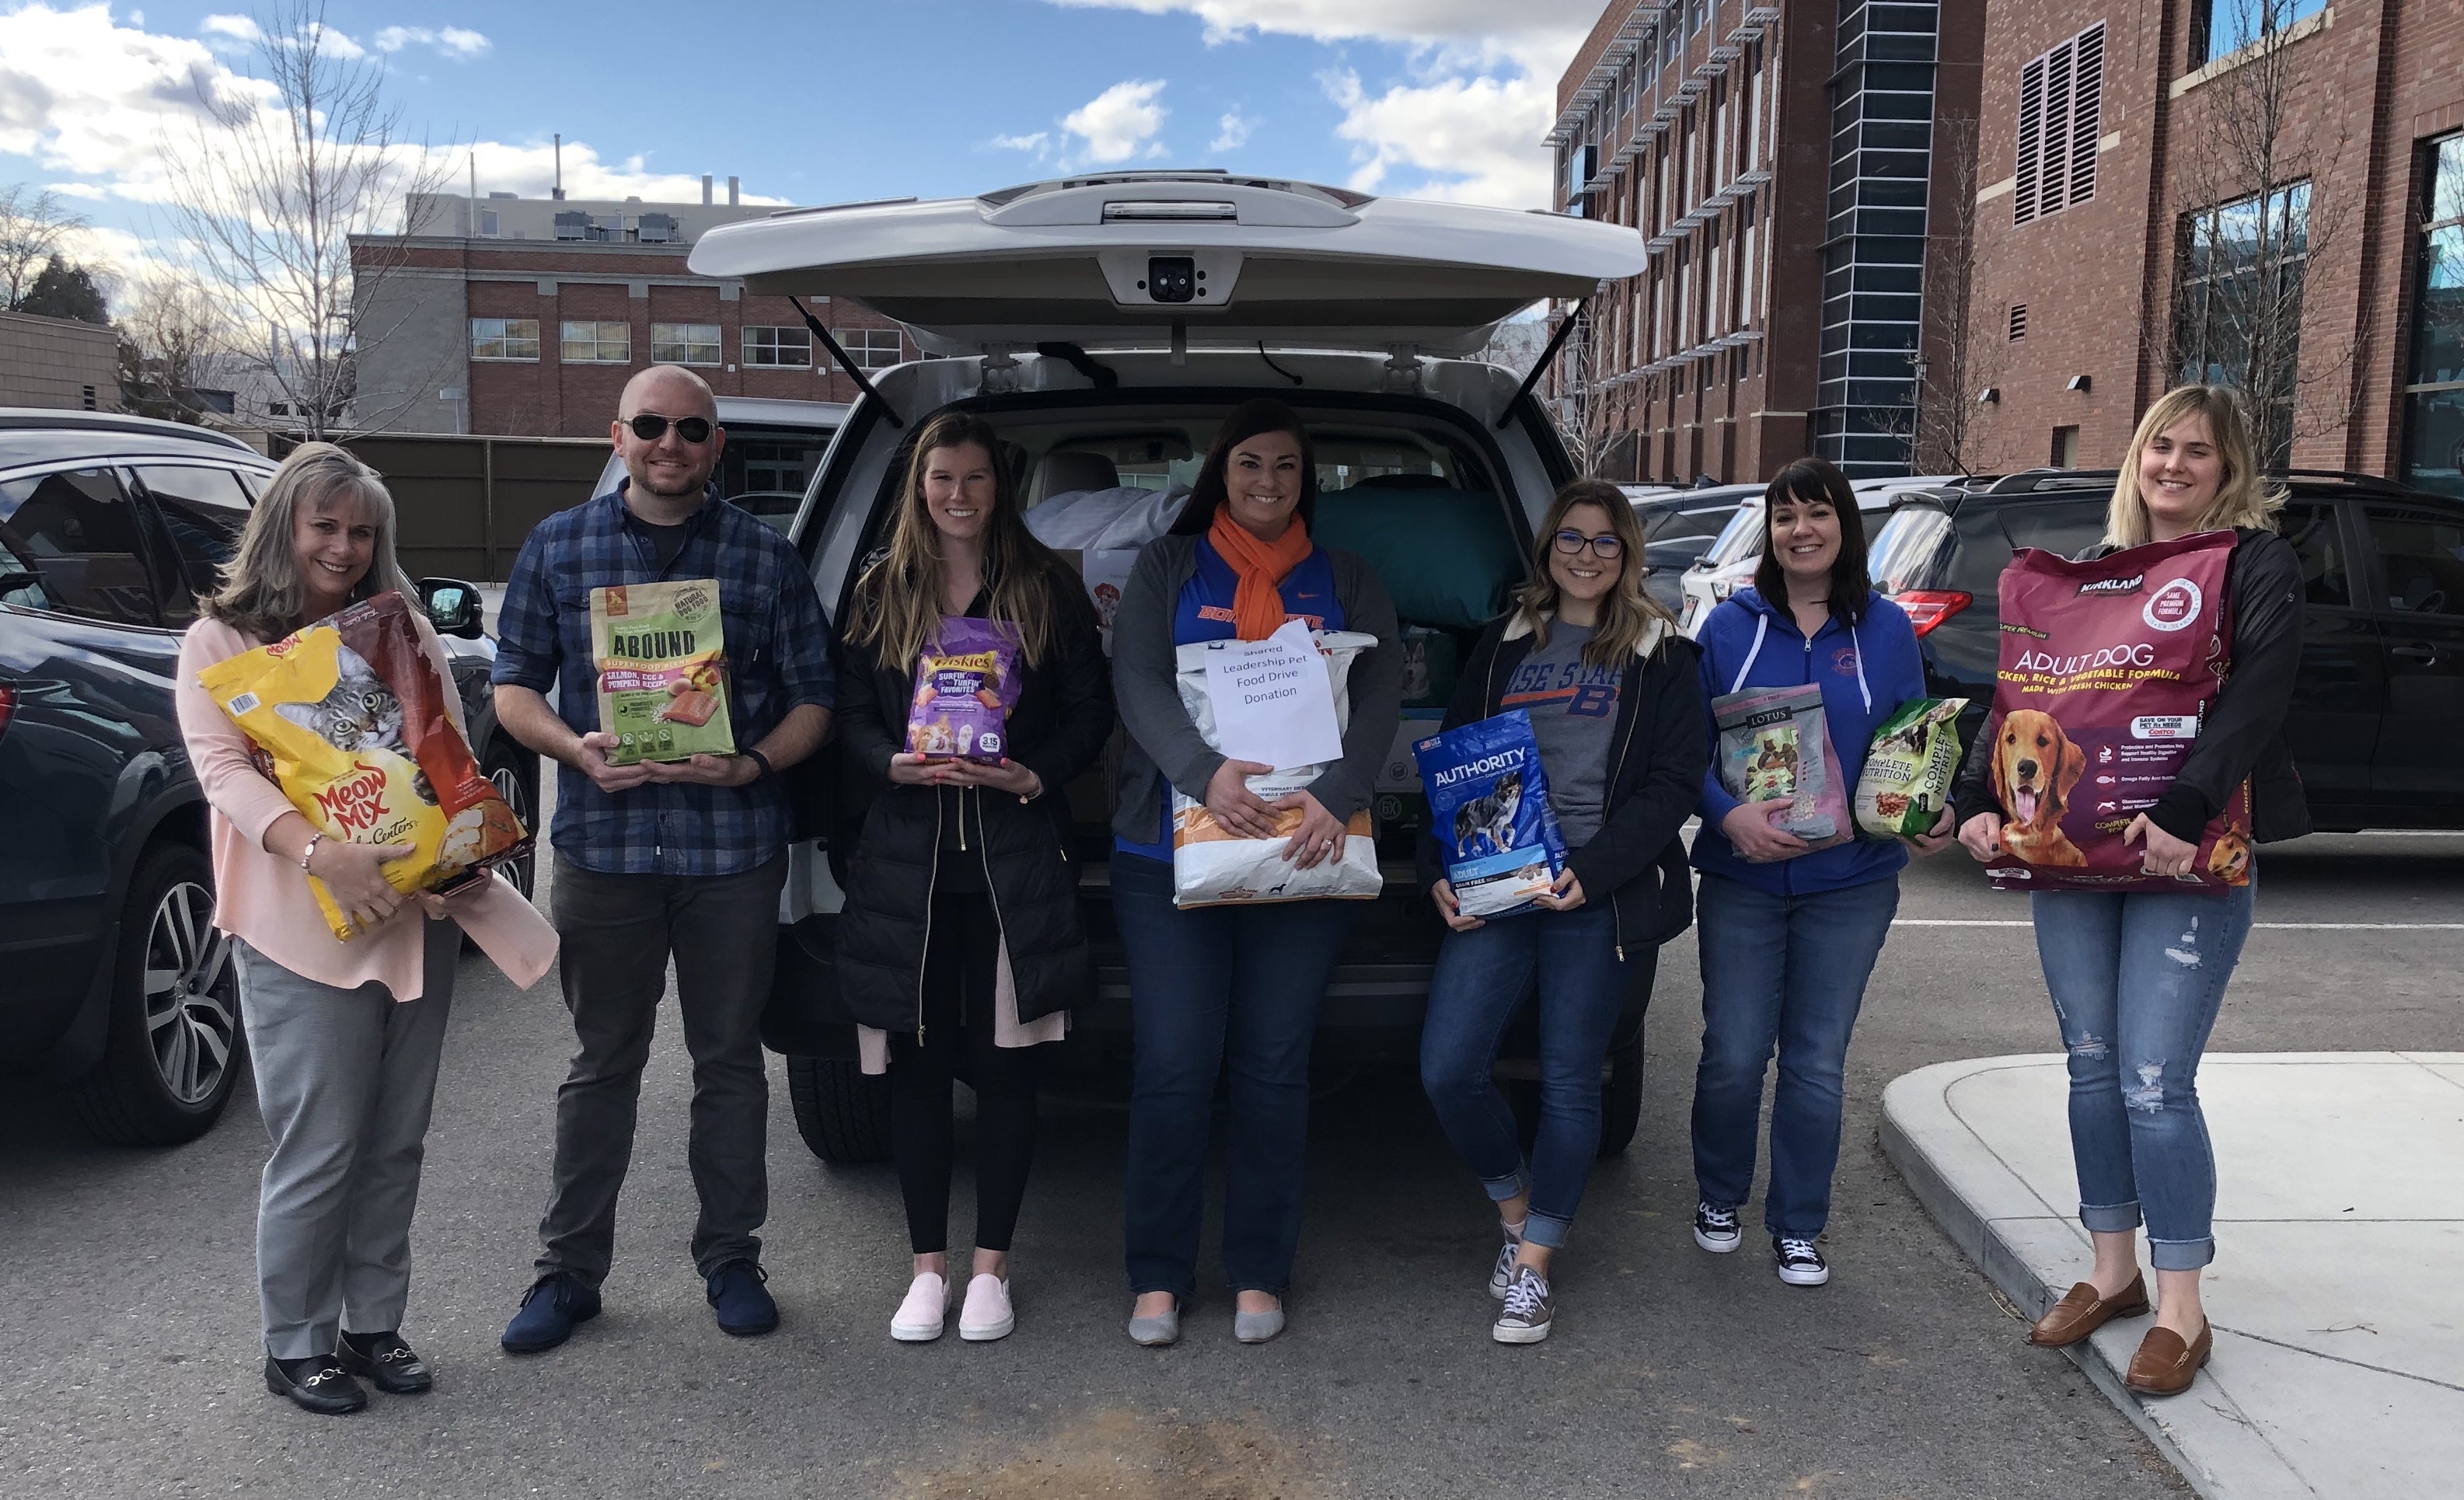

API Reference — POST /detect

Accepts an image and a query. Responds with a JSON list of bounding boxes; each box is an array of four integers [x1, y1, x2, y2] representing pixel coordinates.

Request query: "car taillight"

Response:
[[1897, 590, 1973, 637], [0, 684, 13, 741]]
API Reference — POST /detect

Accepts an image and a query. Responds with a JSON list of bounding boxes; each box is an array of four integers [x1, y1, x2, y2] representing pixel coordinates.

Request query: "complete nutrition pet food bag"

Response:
[[198, 591, 530, 939], [906, 619, 1023, 762], [1413, 710, 1567, 918], [1854, 696, 1969, 839], [590, 579, 735, 766]]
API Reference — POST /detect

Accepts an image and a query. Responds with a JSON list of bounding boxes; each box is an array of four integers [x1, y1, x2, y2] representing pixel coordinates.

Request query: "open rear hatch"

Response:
[[688, 172, 1647, 358]]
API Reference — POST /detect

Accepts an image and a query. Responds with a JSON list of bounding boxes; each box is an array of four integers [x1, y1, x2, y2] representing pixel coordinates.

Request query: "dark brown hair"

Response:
[[1510, 479, 1677, 666], [1752, 457, 1872, 627], [1168, 398, 1319, 536]]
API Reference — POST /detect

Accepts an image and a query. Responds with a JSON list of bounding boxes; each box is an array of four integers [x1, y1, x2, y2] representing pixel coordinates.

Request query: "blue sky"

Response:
[[0, 0, 1602, 291]]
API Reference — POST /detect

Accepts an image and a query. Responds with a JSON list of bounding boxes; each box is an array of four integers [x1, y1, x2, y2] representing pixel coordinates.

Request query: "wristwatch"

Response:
[[741, 748, 775, 781]]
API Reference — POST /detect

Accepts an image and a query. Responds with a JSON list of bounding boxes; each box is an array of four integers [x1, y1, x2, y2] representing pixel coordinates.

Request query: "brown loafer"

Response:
[[2026, 1275, 2150, 1347], [2124, 1321, 2213, 1396]]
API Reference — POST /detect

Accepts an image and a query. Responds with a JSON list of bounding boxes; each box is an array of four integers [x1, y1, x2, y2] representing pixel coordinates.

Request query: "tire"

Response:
[[1506, 1034, 1647, 1161], [70, 842, 244, 1146], [482, 741, 539, 901], [784, 1052, 894, 1163]]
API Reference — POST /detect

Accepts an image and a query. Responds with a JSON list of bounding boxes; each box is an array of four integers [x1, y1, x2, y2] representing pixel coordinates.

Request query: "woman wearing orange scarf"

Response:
[[1108, 399, 1403, 1345]]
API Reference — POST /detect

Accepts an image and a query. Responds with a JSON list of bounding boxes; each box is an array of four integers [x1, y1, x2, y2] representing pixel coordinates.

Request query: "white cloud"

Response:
[[1039, 0, 1596, 70], [1061, 78, 1167, 165], [1209, 110, 1255, 152], [990, 131, 1050, 153], [199, 12, 261, 48], [1324, 68, 1554, 209], [375, 25, 490, 60]]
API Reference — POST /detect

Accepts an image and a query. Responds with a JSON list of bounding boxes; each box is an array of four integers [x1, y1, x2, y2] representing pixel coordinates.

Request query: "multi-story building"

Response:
[[351, 185, 912, 438], [1967, 1, 2464, 496], [1549, 0, 1983, 480]]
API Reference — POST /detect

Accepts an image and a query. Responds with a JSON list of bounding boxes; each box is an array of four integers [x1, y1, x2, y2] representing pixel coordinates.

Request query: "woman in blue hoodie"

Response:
[[1687, 458, 1953, 1287]]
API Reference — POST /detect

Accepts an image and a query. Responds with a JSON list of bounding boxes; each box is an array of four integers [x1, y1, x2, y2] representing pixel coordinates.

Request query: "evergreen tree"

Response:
[[19, 255, 110, 324]]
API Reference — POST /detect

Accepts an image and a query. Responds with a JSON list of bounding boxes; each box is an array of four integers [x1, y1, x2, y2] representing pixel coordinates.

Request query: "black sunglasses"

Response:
[[1552, 528, 1624, 560], [625, 413, 714, 445]]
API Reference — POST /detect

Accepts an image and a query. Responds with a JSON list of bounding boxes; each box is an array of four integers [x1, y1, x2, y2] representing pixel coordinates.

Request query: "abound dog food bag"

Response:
[[1413, 709, 1567, 918], [1984, 530, 2249, 891], [1854, 696, 1969, 839], [906, 619, 1023, 762], [1712, 682, 1851, 851], [590, 580, 735, 765], [198, 591, 531, 939]]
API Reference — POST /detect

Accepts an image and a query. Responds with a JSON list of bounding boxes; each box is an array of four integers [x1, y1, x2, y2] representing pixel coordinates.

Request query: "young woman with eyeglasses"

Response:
[[1417, 480, 1705, 1343], [1685, 457, 1953, 1289]]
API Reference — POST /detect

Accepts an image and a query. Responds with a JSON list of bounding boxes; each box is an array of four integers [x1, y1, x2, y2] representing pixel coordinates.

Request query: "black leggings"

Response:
[[888, 890, 1042, 1256]]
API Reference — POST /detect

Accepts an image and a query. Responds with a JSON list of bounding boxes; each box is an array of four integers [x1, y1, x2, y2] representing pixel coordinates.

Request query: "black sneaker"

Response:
[[1692, 1202, 1741, 1254], [1773, 1235, 1831, 1287], [1492, 1265, 1553, 1345]]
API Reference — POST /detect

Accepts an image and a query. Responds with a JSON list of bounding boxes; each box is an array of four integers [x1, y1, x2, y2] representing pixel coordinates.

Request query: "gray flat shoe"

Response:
[[1233, 1306, 1285, 1344], [1128, 1301, 1181, 1347]]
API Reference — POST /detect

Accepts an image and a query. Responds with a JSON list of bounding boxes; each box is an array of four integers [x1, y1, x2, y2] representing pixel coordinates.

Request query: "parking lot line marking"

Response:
[[1894, 919, 2464, 930]]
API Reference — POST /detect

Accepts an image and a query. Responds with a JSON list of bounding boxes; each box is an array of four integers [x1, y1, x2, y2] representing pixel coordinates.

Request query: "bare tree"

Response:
[[1545, 301, 1627, 479], [1909, 114, 2005, 476], [0, 184, 90, 312], [2164, 0, 2362, 465], [117, 274, 234, 422], [161, 1, 454, 438]]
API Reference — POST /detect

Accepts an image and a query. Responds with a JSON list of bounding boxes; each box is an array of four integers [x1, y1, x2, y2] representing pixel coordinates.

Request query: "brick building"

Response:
[[1966, 0, 2464, 496], [1548, 0, 1983, 480], [351, 188, 912, 438]]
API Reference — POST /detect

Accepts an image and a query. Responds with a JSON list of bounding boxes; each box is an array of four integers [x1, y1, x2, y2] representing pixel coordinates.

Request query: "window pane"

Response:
[[134, 466, 252, 619], [651, 323, 721, 365], [471, 317, 539, 360], [2435, 134, 2464, 227], [2365, 506, 2464, 616], [562, 320, 629, 362], [0, 468, 159, 626], [2277, 501, 2348, 605], [2402, 389, 2464, 500], [2411, 225, 2464, 387]]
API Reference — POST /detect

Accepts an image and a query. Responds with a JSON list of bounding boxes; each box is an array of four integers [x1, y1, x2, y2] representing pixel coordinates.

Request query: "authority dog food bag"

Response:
[[590, 580, 735, 766], [1168, 630, 1384, 908], [1414, 710, 1567, 918], [198, 591, 531, 940], [906, 618, 1022, 762], [1854, 697, 1970, 840], [1712, 683, 1851, 851], [1984, 531, 2249, 892]]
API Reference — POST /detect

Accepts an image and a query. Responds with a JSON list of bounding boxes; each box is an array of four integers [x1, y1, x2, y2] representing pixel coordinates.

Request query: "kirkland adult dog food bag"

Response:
[[198, 591, 531, 939], [1984, 530, 2249, 891], [590, 579, 735, 766], [1712, 682, 1851, 851], [906, 619, 1022, 762], [1854, 696, 1969, 839], [1169, 630, 1383, 908], [1414, 710, 1567, 918]]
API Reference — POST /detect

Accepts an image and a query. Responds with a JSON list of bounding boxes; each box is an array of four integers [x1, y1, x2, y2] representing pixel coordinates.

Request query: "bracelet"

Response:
[[741, 748, 774, 780], [298, 832, 323, 871]]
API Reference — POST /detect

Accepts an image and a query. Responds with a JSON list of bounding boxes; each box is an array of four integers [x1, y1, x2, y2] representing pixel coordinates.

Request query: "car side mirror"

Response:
[[417, 577, 485, 640]]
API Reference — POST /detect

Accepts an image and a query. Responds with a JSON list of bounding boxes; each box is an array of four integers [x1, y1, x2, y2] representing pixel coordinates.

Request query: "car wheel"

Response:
[[483, 741, 538, 900], [1506, 1034, 1647, 1160], [784, 1052, 893, 1163], [70, 842, 243, 1146]]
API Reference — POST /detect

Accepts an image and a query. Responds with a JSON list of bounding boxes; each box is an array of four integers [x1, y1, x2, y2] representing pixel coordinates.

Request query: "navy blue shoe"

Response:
[[706, 1260, 778, 1337], [501, 1272, 600, 1353]]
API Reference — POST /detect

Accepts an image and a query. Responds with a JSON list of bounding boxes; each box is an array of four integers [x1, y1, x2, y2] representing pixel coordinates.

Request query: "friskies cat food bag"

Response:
[[590, 578, 736, 765], [197, 591, 530, 939], [906, 618, 1022, 762], [1413, 710, 1567, 918]]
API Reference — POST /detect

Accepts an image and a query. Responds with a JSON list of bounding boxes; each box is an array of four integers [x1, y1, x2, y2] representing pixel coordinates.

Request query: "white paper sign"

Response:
[[1202, 618, 1344, 769]]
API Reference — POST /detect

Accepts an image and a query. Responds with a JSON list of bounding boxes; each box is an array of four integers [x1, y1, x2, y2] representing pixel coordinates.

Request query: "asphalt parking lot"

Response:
[[4, 797, 2458, 1500]]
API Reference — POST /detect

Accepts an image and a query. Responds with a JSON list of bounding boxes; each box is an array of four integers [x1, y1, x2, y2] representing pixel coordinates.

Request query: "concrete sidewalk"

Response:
[[1881, 1052, 2464, 1500]]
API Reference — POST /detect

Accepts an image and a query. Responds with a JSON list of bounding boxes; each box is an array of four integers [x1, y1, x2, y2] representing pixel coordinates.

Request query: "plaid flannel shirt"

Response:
[[490, 482, 835, 876]]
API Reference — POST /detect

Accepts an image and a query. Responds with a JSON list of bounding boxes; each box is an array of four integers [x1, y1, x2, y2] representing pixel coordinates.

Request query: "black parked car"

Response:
[[1867, 468, 2464, 832], [0, 411, 536, 1145]]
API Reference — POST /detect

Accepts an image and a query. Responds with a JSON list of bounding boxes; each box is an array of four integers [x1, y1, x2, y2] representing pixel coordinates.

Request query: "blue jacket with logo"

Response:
[[1691, 587, 1927, 895]]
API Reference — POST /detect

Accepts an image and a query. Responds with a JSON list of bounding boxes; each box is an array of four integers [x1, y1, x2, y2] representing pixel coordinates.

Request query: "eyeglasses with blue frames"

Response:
[[1551, 528, 1624, 560]]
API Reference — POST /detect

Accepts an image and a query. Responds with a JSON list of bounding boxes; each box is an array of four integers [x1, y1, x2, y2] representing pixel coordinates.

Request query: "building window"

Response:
[[2015, 23, 2106, 226], [2173, 181, 2309, 464], [471, 317, 540, 361], [838, 327, 904, 371], [2051, 425, 2082, 467], [479, 208, 499, 236], [2401, 134, 2464, 500], [743, 325, 813, 368], [2194, 0, 2327, 67], [651, 322, 722, 365], [560, 320, 632, 364]]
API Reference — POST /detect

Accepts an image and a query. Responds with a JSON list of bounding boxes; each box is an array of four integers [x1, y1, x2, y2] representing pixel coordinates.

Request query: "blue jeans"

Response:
[[1113, 854, 1359, 1301], [1419, 903, 1647, 1248], [1691, 871, 1900, 1238], [2029, 878, 2256, 1272]]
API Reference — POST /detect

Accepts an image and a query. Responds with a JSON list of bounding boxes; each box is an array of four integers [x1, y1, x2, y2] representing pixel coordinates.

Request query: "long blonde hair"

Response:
[[844, 411, 1066, 671], [2106, 385, 2284, 547], [1510, 479, 1675, 667], [201, 442, 415, 641]]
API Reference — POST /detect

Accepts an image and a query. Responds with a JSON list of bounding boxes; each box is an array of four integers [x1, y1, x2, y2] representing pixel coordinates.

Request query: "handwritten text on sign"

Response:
[[1201, 618, 1343, 769]]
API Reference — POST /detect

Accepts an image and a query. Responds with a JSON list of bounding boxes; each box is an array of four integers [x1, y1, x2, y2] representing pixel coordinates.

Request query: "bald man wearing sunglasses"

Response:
[[490, 364, 836, 1352]]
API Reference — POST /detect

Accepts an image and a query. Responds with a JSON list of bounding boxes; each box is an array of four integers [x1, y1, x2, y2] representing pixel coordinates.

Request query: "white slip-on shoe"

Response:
[[891, 1272, 948, 1341], [958, 1274, 1014, 1342]]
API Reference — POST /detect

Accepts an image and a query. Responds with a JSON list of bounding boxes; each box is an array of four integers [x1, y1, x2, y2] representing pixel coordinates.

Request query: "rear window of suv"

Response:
[[1945, 498, 2110, 598]]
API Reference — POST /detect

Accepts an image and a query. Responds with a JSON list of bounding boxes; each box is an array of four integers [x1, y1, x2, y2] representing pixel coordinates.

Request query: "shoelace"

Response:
[[1777, 1237, 1821, 1264], [1501, 1271, 1548, 1320], [1700, 1205, 1739, 1231]]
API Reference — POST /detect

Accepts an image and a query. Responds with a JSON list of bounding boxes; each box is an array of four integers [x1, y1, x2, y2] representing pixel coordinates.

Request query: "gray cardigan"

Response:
[[1108, 532, 1405, 846]]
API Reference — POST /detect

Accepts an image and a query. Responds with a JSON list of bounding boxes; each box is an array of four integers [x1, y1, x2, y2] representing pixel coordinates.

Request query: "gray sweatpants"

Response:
[[237, 919, 457, 1361]]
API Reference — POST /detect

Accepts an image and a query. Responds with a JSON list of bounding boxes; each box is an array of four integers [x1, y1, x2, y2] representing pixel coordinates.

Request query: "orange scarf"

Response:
[[1208, 508, 1314, 641]]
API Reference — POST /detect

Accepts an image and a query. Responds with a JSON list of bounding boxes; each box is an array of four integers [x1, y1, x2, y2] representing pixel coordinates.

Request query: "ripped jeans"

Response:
[[2029, 877, 2256, 1271]]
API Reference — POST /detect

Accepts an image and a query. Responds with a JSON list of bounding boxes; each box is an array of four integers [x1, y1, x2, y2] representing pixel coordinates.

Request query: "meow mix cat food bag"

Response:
[[198, 591, 530, 939], [590, 579, 735, 765], [906, 618, 1022, 762]]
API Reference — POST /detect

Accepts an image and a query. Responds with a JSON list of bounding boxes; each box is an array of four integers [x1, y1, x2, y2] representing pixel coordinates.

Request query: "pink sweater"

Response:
[[176, 614, 558, 999]]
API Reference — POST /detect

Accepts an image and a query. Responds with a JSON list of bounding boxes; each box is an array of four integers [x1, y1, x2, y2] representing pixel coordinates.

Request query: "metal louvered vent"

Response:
[[2015, 22, 2106, 226]]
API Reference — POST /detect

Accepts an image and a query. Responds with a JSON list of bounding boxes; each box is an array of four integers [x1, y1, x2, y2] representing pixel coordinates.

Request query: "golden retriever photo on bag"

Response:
[[1992, 708, 2087, 867]]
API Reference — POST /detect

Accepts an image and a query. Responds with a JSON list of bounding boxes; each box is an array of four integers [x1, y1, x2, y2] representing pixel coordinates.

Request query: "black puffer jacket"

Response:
[[832, 557, 1115, 1032]]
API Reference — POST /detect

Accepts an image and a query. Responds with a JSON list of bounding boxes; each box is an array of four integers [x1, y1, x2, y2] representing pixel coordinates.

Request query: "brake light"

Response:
[[0, 684, 13, 741], [1897, 590, 1973, 637]]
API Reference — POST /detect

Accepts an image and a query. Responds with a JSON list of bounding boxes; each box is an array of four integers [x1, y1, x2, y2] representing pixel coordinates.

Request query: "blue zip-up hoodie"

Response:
[[1692, 587, 1927, 895]]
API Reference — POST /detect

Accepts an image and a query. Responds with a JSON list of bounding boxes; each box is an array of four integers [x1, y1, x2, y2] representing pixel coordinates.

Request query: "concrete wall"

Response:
[[353, 264, 469, 436], [0, 310, 117, 411]]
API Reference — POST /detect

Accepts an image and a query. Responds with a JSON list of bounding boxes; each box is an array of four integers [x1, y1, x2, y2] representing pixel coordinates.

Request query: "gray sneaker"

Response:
[[1492, 1265, 1553, 1345], [1489, 1236, 1520, 1299]]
